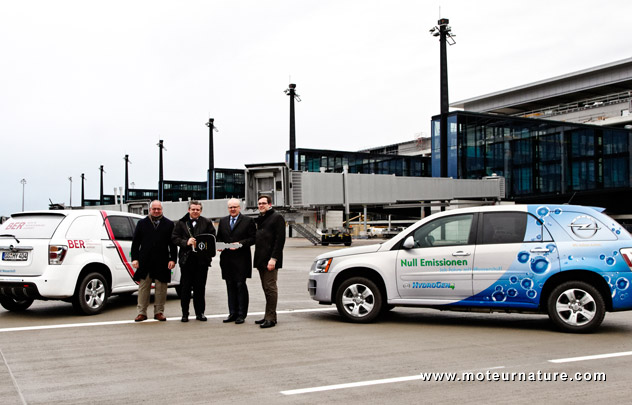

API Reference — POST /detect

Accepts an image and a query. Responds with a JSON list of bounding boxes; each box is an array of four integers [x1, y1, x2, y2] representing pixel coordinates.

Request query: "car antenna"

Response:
[[565, 192, 577, 205]]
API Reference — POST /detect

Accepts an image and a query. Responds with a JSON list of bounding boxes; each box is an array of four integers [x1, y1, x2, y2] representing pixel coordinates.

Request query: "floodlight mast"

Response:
[[430, 18, 456, 178]]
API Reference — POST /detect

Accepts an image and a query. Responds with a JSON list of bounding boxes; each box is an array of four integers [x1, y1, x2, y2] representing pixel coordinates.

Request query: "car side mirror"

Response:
[[402, 236, 414, 249]]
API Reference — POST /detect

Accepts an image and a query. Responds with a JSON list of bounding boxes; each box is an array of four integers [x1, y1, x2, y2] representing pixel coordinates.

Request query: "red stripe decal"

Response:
[[101, 211, 136, 281]]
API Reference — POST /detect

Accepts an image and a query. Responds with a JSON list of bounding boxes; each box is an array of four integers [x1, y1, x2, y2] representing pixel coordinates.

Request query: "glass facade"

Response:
[[293, 148, 430, 177], [213, 168, 245, 199], [431, 111, 632, 200]]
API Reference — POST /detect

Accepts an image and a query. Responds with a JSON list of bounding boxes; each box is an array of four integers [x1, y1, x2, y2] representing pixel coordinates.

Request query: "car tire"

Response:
[[547, 281, 605, 333], [321, 242, 329, 246], [72, 272, 109, 315], [0, 296, 34, 311], [344, 242, 352, 246], [335, 277, 383, 323]]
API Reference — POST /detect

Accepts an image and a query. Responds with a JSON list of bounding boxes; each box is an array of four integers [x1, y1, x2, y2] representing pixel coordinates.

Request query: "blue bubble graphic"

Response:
[[517, 251, 530, 264], [568, 255, 574, 260], [509, 276, 519, 284], [495, 285, 503, 291], [616, 277, 629, 290], [613, 251, 619, 256], [536, 206, 550, 217], [526, 289, 538, 299], [606, 257, 616, 266], [491, 290, 506, 302], [530, 257, 550, 274], [521, 278, 534, 290], [617, 230, 621, 235], [599, 254, 606, 260], [507, 288, 518, 298], [546, 244, 556, 253], [554, 208, 563, 215]]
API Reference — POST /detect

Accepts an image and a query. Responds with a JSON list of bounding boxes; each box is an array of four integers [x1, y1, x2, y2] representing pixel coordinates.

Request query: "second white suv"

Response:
[[0, 210, 181, 315]]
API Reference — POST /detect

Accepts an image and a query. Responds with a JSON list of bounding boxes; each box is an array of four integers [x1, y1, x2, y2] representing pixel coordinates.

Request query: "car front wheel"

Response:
[[335, 277, 382, 323], [73, 272, 109, 315], [547, 281, 605, 333]]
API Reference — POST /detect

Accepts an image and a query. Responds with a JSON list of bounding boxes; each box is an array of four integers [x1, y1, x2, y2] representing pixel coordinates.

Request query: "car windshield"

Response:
[[0, 214, 65, 239]]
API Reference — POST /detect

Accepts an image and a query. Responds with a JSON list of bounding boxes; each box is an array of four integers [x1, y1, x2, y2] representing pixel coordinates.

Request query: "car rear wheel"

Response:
[[335, 277, 382, 323], [0, 296, 34, 311], [547, 281, 605, 333], [73, 272, 109, 315]]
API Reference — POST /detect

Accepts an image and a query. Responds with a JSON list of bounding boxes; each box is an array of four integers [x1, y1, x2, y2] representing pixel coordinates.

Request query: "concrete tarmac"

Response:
[[1, 238, 632, 404]]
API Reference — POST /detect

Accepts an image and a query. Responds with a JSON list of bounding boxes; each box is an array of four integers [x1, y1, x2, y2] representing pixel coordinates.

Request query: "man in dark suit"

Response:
[[253, 195, 286, 329], [131, 200, 177, 322], [216, 198, 256, 324], [171, 200, 216, 322]]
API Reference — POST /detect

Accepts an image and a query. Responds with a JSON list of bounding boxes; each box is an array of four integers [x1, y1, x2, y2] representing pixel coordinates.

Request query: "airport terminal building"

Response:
[[438, 57, 632, 214]]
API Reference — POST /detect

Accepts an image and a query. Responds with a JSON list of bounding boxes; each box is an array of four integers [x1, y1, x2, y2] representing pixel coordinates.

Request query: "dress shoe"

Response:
[[134, 314, 147, 322], [223, 315, 237, 323], [254, 318, 266, 324], [235, 317, 245, 324], [196, 314, 208, 322], [181, 315, 189, 322], [154, 313, 167, 322], [260, 320, 276, 328]]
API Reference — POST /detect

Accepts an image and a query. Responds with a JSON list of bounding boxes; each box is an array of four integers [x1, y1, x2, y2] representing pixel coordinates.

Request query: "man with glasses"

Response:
[[131, 200, 177, 322], [216, 198, 256, 324], [253, 195, 286, 328]]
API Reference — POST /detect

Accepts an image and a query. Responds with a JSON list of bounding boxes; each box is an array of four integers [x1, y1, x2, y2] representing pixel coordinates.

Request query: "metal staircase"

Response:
[[290, 223, 321, 245]]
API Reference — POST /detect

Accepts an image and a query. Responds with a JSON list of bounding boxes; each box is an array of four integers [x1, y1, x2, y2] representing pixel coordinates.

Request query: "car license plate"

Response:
[[2, 252, 28, 261]]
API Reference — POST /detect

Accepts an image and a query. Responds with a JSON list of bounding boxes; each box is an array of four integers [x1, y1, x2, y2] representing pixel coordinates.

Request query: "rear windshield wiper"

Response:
[[0, 234, 20, 243]]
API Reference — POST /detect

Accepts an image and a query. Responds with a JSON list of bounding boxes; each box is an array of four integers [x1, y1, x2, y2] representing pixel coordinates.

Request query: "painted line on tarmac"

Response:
[[0, 348, 27, 405], [0, 307, 336, 333], [281, 374, 425, 395], [549, 351, 632, 363], [280, 365, 505, 395]]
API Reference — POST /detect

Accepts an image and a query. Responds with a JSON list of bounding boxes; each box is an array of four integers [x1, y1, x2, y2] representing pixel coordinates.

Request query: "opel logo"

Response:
[[569, 215, 600, 239], [198, 242, 206, 250]]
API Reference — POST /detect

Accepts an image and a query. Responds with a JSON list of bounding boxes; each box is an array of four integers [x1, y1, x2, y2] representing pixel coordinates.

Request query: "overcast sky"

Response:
[[1, 0, 631, 215]]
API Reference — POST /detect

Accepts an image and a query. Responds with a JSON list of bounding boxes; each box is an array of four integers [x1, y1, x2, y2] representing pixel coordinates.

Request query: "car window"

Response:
[[131, 217, 140, 230], [411, 214, 474, 248], [106, 216, 134, 241], [481, 212, 553, 244], [0, 214, 65, 239]]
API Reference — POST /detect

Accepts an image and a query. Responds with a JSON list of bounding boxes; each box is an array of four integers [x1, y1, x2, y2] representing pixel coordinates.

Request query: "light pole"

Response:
[[81, 173, 86, 207], [68, 176, 72, 206], [157, 140, 166, 201], [20, 178, 26, 211], [430, 18, 456, 178], [99, 165, 106, 205], [284, 84, 301, 170], [124, 154, 131, 203], [205, 118, 219, 200]]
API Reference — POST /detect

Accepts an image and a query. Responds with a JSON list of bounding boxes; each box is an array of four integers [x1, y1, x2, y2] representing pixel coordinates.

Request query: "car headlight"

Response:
[[313, 258, 332, 273]]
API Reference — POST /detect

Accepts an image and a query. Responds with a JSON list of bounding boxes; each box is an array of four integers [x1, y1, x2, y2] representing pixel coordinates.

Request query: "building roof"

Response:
[[451, 57, 632, 115]]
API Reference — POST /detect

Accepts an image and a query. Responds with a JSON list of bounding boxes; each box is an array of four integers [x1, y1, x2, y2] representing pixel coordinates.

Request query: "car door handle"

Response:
[[106, 244, 117, 249], [530, 247, 550, 254], [452, 251, 471, 257]]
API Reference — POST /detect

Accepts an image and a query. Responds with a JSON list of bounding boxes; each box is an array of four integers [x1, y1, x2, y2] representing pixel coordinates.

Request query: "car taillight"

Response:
[[49, 245, 68, 265], [620, 248, 632, 270]]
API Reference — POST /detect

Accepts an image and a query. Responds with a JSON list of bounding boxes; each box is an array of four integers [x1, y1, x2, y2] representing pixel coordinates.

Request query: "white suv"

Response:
[[0, 210, 180, 315]]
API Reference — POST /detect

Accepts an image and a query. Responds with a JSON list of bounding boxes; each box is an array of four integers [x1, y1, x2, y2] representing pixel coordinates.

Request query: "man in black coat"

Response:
[[216, 198, 256, 324], [253, 195, 286, 329], [171, 200, 216, 322], [131, 200, 177, 322]]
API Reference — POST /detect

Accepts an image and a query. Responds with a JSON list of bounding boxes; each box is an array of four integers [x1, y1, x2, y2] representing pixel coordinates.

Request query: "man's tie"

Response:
[[230, 217, 235, 230]]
